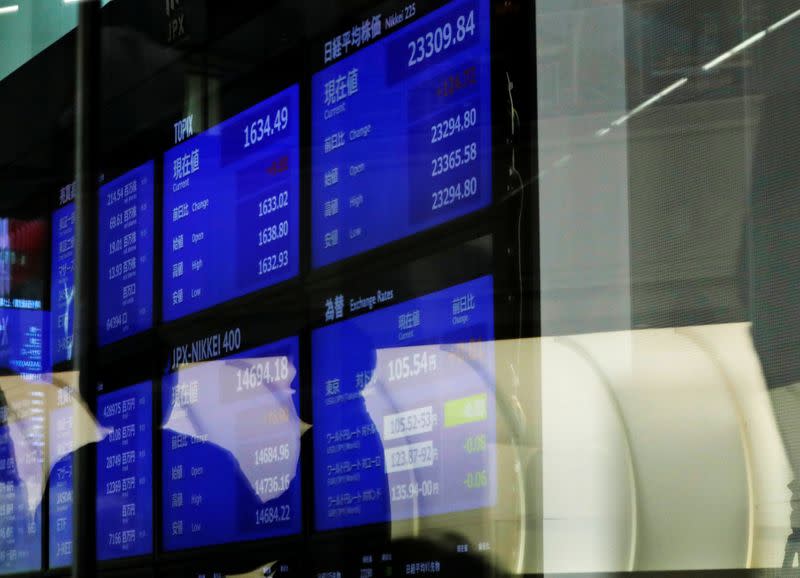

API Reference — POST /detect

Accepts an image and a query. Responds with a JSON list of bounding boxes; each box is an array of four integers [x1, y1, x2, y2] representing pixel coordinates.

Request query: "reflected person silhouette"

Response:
[[313, 273, 495, 537], [313, 321, 391, 533], [161, 395, 265, 549]]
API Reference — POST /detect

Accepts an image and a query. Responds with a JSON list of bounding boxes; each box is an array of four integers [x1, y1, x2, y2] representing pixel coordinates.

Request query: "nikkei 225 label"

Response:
[[163, 84, 300, 322], [98, 162, 154, 346], [312, 0, 492, 267]]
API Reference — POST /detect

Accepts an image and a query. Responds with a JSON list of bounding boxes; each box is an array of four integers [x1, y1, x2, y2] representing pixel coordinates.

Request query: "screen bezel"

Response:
[[303, 227, 523, 575], [305, 0, 506, 279], [154, 291, 307, 569]]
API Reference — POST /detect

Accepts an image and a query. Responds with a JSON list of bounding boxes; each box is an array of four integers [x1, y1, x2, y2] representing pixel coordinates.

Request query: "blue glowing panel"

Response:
[[162, 336, 302, 550], [96, 382, 153, 560], [0, 416, 44, 574], [48, 401, 74, 568], [98, 162, 155, 345], [0, 308, 47, 379], [50, 203, 74, 366], [163, 85, 300, 322], [313, 275, 496, 531], [312, 0, 491, 267]]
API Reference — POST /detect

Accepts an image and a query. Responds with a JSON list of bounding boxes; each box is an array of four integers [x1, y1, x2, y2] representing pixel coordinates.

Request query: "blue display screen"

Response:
[[96, 381, 153, 561], [0, 308, 47, 379], [98, 162, 155, 346], [48, 400, 74, 567], [312, 275, 496, 531], [162, 335, 302, 550], [50, 202, 74, 366], [312, 0, 492, 267], [0, 416, 44, 574], [163, 84, 300, 321]]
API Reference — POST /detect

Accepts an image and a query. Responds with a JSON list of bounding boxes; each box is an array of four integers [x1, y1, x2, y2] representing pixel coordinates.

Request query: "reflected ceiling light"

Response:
[[611, 114, 630, 128], [0, 5, 18, 14], [702, 7, 800, 71], [702, 30, 765, 71], [610, 77, 687, 128], [596, 7, 800, 139], [767, 8, 800, 32]]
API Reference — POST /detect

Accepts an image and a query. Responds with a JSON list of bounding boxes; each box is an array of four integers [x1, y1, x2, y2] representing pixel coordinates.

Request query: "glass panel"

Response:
[[537, 0, 800, 573]]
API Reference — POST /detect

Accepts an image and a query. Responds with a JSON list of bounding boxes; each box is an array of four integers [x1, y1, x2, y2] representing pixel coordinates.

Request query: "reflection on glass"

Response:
[[48, 384, 75, 568], [748, 5, 800, 567], [5, 371, 106, 571], [0, 401, 43, 574], [534, 0, 800, 572], [161, 336, 302, 550]]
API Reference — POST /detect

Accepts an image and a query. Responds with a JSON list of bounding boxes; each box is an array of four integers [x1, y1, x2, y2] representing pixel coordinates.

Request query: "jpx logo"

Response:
[[165, 0, 186, 44]]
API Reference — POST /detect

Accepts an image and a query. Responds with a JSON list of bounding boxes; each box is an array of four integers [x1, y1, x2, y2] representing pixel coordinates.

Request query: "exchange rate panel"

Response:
[[96, 381, 153, 561], [162, 333, 302, 551], [312, 274, 496, 531], [312, 0, 492, 267], [163, 84, 300, 322], [98, 162, 155, 346]]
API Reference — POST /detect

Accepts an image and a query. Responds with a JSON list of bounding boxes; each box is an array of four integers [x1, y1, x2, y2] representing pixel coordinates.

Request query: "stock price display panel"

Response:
[[51, 186, 75, 366], [0, 412, 44, 574], [312, 275, 496, 531], [96, 381, 153, 561], [98, 162, 155, 346], [162, 331, 302, 550], [163, 85, 300, 322], [312, 0, 492, 267], [49, 387, 75, 568]]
